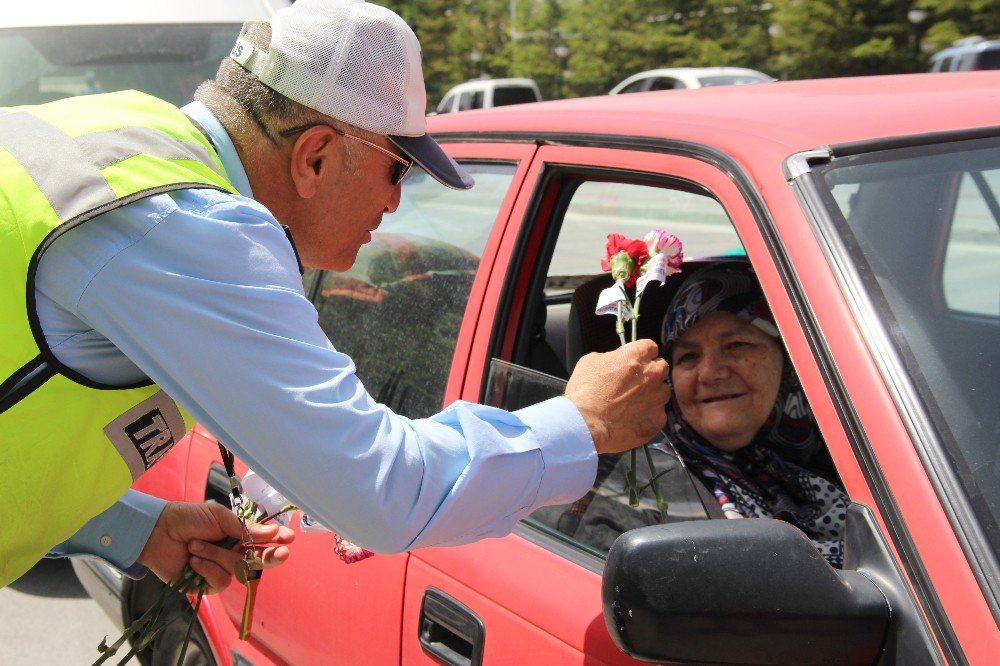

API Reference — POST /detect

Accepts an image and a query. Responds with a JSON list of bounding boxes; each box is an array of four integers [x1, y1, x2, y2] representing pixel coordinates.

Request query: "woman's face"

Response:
[[671, 311, 784, 451]]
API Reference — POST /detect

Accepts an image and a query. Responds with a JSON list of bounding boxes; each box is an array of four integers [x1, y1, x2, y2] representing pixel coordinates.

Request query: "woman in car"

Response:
[[658, 261, 848, 567], [570, 261, 848, 568]]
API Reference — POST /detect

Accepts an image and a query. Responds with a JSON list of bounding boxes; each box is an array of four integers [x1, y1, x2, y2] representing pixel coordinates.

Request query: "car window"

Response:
[[698, 74, 771, 86], [943, 170, 1000, 315], [932, 55, 952, 72], [617, 78, 647, 94], [312, 163, 515, 418], [492, 86, 537, 106], [458, 91, 474, 111], [817, 137, 1000, 554], [548, 180, 743, 287], [497, 177, 750, 558], [0, 24, 241, 107], [436, 93, 454, 114], [979, 49, 1000, 70], [648, 77, 683, 91]]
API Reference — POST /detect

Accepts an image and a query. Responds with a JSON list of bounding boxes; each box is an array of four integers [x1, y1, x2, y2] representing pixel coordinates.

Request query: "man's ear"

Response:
[[288, 126, 342, 199]]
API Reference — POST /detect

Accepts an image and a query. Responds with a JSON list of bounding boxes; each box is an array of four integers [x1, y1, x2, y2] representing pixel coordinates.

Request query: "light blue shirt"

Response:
[[40, 102, 596, 568]]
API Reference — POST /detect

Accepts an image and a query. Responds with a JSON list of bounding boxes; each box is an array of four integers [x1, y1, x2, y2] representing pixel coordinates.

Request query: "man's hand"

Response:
[[138, 501, 295, 593], [565, 339, 671, 454]]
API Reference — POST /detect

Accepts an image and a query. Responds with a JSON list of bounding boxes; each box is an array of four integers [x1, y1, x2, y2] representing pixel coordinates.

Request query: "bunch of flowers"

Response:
[[241, 470, 375, 564], [92, 471, 370, 665], [91, 487, 297, 666], [597, 229, 683, 511]]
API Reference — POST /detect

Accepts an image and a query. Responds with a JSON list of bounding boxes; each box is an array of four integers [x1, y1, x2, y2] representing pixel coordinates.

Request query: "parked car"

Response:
[[0, 0, 289, 108], [929, 37, 1000, 72], [433, 77, 541, 114], [77, 72, 999, 665], [608, 66, 774, 94]]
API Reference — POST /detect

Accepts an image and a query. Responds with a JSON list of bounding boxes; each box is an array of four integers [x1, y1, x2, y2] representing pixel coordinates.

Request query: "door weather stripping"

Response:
[[783, 148, 833, 181]]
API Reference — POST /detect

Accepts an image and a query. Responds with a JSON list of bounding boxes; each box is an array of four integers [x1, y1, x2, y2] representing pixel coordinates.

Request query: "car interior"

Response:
[[483, 171, 844, 556]]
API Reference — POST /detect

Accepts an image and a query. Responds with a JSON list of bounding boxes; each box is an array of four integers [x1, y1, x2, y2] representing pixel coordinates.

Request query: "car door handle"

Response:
[[418, 588, 484, 666]]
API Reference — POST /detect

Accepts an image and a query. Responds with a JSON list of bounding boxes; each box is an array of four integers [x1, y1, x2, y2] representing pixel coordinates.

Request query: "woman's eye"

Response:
[[675, 352, 698, 365]]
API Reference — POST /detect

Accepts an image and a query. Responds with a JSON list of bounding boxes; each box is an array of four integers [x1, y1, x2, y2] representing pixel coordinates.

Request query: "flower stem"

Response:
[[631, 293, 641, 342], [627, 448, 640, 507], [173, 587, 205, 666], [642, 444, 668, 520], [615, 300, 626, 346]]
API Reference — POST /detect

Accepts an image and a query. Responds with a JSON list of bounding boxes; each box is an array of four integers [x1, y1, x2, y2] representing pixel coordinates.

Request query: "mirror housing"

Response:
[[603, 518, 889, 665]]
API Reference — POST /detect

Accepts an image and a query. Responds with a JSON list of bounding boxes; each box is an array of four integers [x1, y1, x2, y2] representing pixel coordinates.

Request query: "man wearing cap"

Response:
[[0, 0, 669, 588]]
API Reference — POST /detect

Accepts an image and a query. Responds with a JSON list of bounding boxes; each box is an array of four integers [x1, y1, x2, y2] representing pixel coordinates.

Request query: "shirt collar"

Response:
[[181, 101, 254, 198]]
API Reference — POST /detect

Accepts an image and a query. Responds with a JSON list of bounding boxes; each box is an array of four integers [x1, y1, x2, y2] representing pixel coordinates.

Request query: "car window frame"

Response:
[[460, 140, 852, 565]]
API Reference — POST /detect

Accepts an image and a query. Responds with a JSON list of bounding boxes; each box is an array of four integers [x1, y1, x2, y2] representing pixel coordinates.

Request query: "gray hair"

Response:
[[194, 21, 365, 173]]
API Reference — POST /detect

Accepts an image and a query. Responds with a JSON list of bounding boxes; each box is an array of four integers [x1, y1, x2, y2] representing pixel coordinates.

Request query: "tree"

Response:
[[917, 0, 1000, 54], [769, 0, 915, 78]]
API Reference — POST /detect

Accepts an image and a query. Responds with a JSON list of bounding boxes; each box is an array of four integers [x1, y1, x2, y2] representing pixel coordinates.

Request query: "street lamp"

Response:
[[554, 43, 569, 99], [470, 49, 482, 78], [908, 8, 929, 71]]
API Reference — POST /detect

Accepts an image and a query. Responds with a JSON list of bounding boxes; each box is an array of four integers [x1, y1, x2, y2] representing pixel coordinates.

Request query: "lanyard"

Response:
[[217, 441, 251, 547]]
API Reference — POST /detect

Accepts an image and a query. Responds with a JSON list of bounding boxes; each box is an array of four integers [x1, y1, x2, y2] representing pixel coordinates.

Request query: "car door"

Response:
[[593, 133, 1000, 664], [399, 141, 798, 665]]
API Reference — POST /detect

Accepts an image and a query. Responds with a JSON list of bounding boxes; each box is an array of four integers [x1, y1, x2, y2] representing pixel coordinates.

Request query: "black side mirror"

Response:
[[602, 518, 889, 665]]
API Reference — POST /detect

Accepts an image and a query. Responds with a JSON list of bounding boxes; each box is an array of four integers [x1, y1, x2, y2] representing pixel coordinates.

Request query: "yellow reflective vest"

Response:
[[0, 91, 238, 586]]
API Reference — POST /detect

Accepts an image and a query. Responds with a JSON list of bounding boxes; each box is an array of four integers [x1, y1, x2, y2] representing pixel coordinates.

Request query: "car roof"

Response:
[[932, 39, 1000, 58], [0, 0, 289, 27], [627, 67, 770, 78], [431, 72, 1000, 157]]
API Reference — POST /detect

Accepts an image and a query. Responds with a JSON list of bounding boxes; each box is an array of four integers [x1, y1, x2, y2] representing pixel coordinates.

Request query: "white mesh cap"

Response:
[[230, 0, 472, 189]]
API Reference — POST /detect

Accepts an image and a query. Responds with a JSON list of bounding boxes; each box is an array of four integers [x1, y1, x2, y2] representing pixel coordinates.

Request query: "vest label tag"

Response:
[[103, 391, 185, 480]]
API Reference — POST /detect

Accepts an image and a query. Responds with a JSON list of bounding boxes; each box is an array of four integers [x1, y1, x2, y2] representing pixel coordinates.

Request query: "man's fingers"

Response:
[[246, 523, 296, 545], [620, 338, 659, 362], [190, 539, 242, 569], [260, 545, 291, 570], [188, 555, 231, 595]]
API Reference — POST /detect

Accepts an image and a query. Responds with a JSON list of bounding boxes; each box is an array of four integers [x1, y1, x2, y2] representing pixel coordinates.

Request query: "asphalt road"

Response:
[[0, 559, 138, 665]]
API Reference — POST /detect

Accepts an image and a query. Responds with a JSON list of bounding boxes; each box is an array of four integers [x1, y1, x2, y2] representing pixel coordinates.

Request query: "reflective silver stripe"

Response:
[[0, 111, 115, 222], [77, 126, 224, 177]]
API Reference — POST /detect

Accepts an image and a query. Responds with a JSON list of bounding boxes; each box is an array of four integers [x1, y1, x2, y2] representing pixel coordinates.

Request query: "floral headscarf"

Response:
[[660, 262, 848, 568]]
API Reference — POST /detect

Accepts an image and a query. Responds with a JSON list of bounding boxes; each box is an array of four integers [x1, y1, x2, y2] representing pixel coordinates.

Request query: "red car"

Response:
[[76, 72, 1000, 665]]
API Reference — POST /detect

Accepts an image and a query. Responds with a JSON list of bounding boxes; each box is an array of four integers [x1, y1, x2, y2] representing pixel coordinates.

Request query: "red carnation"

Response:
[[601, 233, 648, 288]]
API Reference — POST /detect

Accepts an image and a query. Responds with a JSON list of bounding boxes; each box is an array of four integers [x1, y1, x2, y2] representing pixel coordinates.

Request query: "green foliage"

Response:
[[917, 0, 1000, 53], [384, 0, 997, 111]]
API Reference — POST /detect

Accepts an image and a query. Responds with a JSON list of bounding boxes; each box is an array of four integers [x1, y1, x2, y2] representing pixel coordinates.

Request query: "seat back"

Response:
[[564, 259, 725, 371]]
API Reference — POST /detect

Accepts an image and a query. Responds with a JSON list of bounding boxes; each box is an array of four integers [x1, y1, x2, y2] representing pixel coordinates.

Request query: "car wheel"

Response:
[[124, 576, 216, 666], [150, 617, 216, 666]]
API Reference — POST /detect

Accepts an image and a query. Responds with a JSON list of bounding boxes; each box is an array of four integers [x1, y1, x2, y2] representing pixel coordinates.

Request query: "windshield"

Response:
[[815, 137, 1000, 555], [0, 24, 242, 107]]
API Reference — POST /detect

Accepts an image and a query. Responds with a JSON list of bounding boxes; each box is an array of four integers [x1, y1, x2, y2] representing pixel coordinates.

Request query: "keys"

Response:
[[235, 551, 265, 641]]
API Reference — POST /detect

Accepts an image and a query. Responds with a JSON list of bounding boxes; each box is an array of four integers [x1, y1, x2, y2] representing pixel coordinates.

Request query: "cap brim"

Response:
[[389, 133, 474, 190]]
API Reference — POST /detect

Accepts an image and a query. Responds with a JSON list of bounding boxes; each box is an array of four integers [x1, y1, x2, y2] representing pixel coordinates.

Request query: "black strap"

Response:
[[282, 225, 305, 276], [216, 441, 243, 501], [0, 355, 56, 415]]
